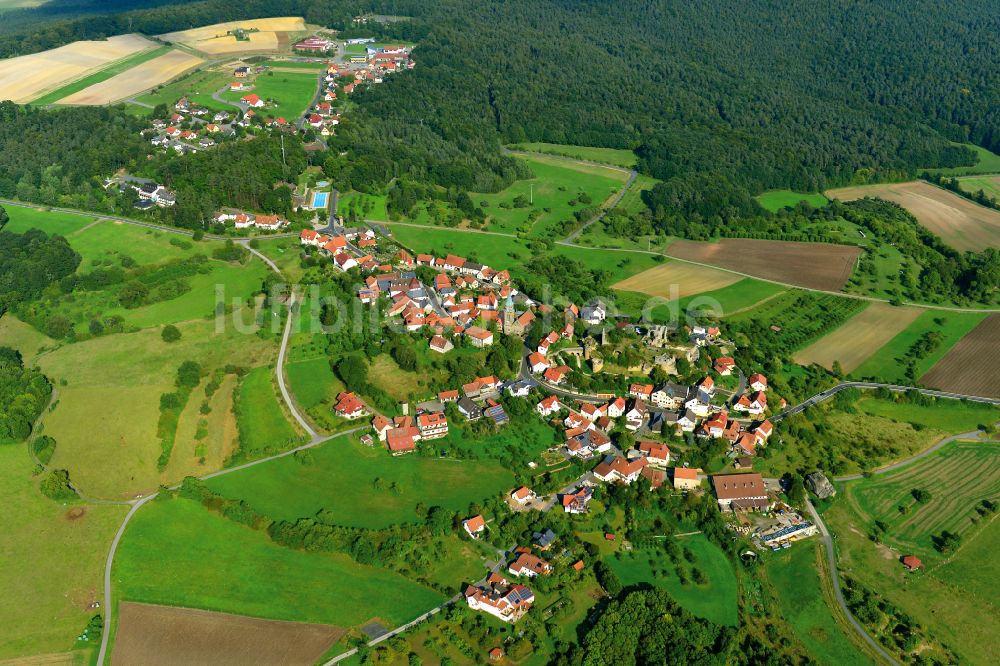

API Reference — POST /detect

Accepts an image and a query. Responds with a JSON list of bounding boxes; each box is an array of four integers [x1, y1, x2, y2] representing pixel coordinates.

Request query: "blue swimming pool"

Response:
[[311, 191, 329, 209]]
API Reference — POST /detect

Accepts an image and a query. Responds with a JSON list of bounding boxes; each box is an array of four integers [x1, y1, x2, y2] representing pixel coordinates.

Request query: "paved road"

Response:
[[275, 290, 319, 441], [211, 85, 245, 112], [804, 498, 901, 666]]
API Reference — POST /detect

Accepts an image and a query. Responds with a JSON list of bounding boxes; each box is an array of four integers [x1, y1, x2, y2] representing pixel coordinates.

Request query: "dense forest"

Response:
[[0, 347, 52, 443], [0, 221, 82, 316]]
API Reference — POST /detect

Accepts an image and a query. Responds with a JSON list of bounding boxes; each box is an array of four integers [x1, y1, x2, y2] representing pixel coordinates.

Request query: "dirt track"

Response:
[[826, 180, 1000, 252], [920, 314, 1000, 398], [666, 238, 861, 291], [112, 602, 344, 666]]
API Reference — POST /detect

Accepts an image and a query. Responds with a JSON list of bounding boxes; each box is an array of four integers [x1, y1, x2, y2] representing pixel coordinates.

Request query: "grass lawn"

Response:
[[552, 244, 662, 283], [134, 68, 232, 110], [507, 143, 638, 168], [855, 395, 998, 433], [223, 70, 318, 118], [206, 436, 514, 527], [604, 534, 738, 626], [755, 189, 829, 212], [763, 544, 870, 666], [0, 313, 55, 362], [473, 155, 629, 237], [233, 366, 302, 459], [66, 220, 205, 269], [38, 319, 277, 499], [3, 204, 99, 236], [618, 278, 787, 322], [826, 461, 1000, 665], [851, 310, 988, 382], [0, 444, 127, 661], [924, 143, 1000, 177], [389, 224, 532, 271], [114, 496, 445, 628], [30, 45, 172, 105], [253, 236, 306, 283], [338, 191, 389, 222]]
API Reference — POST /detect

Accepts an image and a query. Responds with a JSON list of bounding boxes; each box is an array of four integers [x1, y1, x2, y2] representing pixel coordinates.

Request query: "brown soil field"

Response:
[[611, 260, 742, 298], [793, 302, 923, 372], [112, 602, 344, 666], [666, 238, 861, 291], [920, 314, 1000, 398], [159, 18, 306, 55], [826, 180, 1000, 252], [0, 34, 155, 103], [58, 50, 204, 105]]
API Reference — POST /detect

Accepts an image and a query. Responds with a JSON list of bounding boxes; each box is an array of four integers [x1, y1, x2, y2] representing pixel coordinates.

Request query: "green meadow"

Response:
[[134, 68, 233, 110], [223, 71, 318, 118], [114, 497, 445, 628], [232, 366, 303, 460], [338, 191, 390, 222], [924, 143, 1000, 177], [850, 310, 988, 382], [2, 205, 98, 236], [755, 189, 830, 212], [618, 278, 788, 322], [30, 45, 173, 105], [389, 224, 532, 270], [957, 174, 1000, 200], [604, 534, 738, 626], [206, 436, 514, 528], [617, 173, 660, 215]]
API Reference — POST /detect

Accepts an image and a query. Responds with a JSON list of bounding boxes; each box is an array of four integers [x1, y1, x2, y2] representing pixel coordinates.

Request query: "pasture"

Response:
[[253, 236, 306, 282], [473, 154, 629, 237], [844, 441, 1000, 555], [0, 33, 155, 103], [507, 143, 638, 168], [617, 278, 787, 323], [206, 436, 515, 528], [825, 180, 1000, 252], [920, 314, 1000, 398], [232, 366, 302, 460], [611, 259, 742, 299], [854, 395, 998, 433], [112, 602, 343, 666], [0, 314, 54, 362], [162, 374, 239, 481], [617, 173, 660, 215], [666, 238, 861, 291], [158, 17, 308, 55], [29, 45, 172, 106], [389, 225, 532, 271], [58, 50, 204, 105], [956, 174, 1000, 201], [114, 497, 445, 627], [850, 310, 987, 382], [551, 244, 662, 283], [1, 205, 98, 236], [793, 302, 923, 372], [38, 319, 276, 499], [604, 535, 738, 626], [764, 544, 870, 666], [0, 445, 126, 661], [755, 189, 830, 212], [223, 70, 318, 118]]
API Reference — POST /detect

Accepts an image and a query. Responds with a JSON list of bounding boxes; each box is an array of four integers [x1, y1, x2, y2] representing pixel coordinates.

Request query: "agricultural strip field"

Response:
[[162, 374, 239, 481], [133, 68, 233, 110], [158, 17, 307, 55], [112, 602, 343, 666], [755, 189, 830, 212], [38, 319, 277, 499], [826, 180, 1000, 252], [666, 238, 861, 291], [919, 314, 1000, 398], [850, 310, 987, 382], [604, 535, 738, 626], [57, 50, 204, 105], [29, 46, 172, 106], [114, 497, 445, 627], [0, 445, 127, 661], [507, 143, 638, 167], [222, 70, 318, 118], [205, 436, 515, 528], [611, 259, 742, 299], [763, 544, 870, 666], [0, 33, 155, 103], [793, 302, 923, 372]]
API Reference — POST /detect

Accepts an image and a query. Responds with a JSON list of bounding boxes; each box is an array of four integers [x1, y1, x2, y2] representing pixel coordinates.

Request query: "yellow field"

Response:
[[159, 17, 306, 55], [793, 301, 923, 372], [58, 50, 204, 104], [0, 34, 155, 103], [611, 260, 742, 299]]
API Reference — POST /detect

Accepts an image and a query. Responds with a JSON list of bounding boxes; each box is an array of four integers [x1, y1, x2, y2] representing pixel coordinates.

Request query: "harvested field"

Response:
[[159, 18, 306, 55], [793, 302, 923, 372], [920, 314, 1000, 398], [58, 50, 204, 104], [666, 238, 861, 291], [611, 260, 741, 299], [0, 34, 155, 103], [826, 180, 1000, 252], [112, 602, 343, 666]]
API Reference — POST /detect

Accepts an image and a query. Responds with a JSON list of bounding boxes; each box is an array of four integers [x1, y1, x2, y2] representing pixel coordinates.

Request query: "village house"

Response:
[[527, 352, 549, 374], [561, 486, 593, 514], [457, 397, 483, 421], [537, 331, 560, 355], [429, 335, 454, 354], [628, 383, 653, 400], [748, 373, 768, 392], [463, 515, 487, 539], [371, 415, 392, 441], [673, 467, 701, 491], [606, 396, 626, 418], [734, 391, 767, 416], [637, 441, 671, 467], [714, 356, 736, 375], [508, 552, 552, 578], [651, 382, 689, 410], [417, 411, 449, 440], [511, 486, 536, 505], [334, 391, 366, 419], [466, 326, 494, 347], [241, 93, 265, 108], [712, 473, 769, 512], [536, 395, 561, 417], [696, 376, 716, 401], [594, 455, 649, 484], [464, 573, 534, 623], [624, 399, 648, 431]]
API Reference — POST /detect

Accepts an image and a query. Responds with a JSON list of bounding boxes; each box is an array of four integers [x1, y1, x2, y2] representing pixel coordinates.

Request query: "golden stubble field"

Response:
[[826, 180, 1000, 252], [159, 17, 307, 55], [612, 260, 741, 298], [0, 34, 156, 103], [57, 50, 204, 104], [793, 302, 924, 372]]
